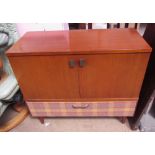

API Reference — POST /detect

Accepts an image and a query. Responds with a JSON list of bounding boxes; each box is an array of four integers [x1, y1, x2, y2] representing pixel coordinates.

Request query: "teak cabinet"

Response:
[[7, 29, 152, 120]]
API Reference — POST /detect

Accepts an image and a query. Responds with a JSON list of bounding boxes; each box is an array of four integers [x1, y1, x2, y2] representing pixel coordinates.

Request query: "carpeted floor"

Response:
[[11, 116, 133, 132]]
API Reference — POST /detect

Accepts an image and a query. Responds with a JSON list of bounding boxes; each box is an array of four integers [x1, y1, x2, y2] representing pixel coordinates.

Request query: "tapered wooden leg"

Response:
[[119, 117, 127, 124], [131, 124, 139, 130], [38, 117, 44, 124]]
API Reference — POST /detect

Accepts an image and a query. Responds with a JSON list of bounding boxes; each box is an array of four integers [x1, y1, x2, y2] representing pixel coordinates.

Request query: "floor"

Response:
[[12, 116, 133, 132], [0, 106, 133, 132]]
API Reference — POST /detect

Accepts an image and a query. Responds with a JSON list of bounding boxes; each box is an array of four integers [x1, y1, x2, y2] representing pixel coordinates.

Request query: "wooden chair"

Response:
[[107, 23, 138, 29], [73, 23, 138, 30], [69, 23, 93, 30]]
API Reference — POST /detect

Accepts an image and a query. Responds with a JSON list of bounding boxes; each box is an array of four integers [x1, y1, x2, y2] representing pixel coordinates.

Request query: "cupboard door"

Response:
[[9, 55, 80, 100], [78, 53, 150, 99]]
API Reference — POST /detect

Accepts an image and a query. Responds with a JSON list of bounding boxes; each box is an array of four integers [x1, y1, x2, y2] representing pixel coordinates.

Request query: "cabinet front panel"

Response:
[[78, 53, 150, 99], [9, 55, 80, 100]]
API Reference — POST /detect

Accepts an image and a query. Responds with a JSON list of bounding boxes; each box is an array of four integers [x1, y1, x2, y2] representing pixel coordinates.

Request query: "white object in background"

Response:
[[16, 23, 69, 37], [0, 75, 18, 99], [92, 23, 107, 29], [44, 122, 50, 127], [42, 23, 69, 31]]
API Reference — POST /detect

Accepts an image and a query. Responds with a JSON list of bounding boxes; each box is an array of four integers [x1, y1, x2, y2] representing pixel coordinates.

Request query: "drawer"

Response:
[[27, 101, 137, 117]]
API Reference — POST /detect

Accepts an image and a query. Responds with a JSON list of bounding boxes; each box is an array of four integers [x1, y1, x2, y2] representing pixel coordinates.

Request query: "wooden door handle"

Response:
[[69, 59, 76, 68], [72, 103, 89, 109], [79, 58, 86, 68]]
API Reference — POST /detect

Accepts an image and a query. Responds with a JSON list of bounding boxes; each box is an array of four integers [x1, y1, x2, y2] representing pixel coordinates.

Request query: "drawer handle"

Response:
[[79, 58, 86, 68], [69, 59, 76, 68], [72, 103, 89, 109]]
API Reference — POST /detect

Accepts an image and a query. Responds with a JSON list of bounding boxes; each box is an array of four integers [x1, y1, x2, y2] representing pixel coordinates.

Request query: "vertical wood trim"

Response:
[[88, 23, 92, 29], [135, 23, 138, 29], [107, 23, 110, 29], [79, 23, 86, 29], [125, 23, 129, 28], [117, 23, 120, 28]]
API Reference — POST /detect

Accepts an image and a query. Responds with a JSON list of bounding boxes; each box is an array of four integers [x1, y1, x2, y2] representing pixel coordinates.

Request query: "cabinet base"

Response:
[[27, 100, 137, 117]]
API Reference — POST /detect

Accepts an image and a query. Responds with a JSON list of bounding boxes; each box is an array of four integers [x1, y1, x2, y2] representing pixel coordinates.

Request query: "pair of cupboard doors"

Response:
[[9, 53, 149, 101]]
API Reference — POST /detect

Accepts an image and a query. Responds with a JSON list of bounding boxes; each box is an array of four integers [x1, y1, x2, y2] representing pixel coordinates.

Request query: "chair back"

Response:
[[70, 23, 139, 30], [107, 23, 138, 29]]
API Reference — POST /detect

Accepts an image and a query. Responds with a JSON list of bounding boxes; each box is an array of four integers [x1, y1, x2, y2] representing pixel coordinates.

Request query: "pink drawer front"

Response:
[[27, 101, 137, 117]]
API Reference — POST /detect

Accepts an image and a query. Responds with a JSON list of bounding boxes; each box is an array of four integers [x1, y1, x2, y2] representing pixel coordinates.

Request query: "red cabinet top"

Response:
[[7, 28, 152, 56]]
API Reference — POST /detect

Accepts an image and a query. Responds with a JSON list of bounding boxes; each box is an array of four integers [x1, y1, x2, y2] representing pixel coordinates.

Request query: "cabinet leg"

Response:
[[131, 124, 139, 131], [38, 117, 44, 124], [119, 117, 127, 124]]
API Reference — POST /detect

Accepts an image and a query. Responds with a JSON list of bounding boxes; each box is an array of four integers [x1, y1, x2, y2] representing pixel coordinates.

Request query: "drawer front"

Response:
[[27, 101, 137, 117]]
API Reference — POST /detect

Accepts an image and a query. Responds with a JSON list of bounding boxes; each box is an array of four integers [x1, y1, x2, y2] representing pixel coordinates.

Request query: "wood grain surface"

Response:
[[9, 55, 80, 100], [7, 29, 151, 56], [9, 52, 150, 101], [78, 53, 150, 99]]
